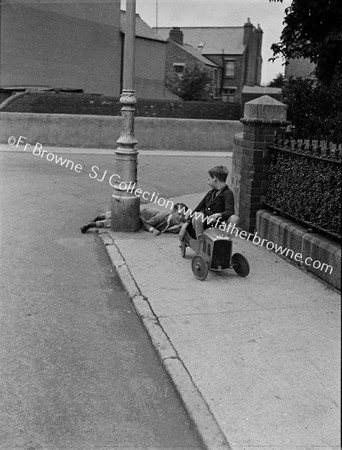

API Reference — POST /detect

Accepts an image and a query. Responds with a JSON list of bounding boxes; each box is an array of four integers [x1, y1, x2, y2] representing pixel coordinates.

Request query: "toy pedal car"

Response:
[[180, 226, 250, 281]]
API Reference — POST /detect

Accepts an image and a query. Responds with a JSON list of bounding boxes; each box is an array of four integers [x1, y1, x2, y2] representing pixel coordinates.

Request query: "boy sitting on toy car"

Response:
[[179, 165, 239, 240]]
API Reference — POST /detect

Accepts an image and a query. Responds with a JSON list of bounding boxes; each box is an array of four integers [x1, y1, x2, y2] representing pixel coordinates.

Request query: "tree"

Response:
[[166, 64, 212, 101], [282, 73, 342, 141], [270, 0, 342, 85], [267, 73, 285, 88]]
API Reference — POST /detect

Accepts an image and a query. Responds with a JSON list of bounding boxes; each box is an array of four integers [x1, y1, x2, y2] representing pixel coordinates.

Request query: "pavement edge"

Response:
[[99, 230, 232, 450]]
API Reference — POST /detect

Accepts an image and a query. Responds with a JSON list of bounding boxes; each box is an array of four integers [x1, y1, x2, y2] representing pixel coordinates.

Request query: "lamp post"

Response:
[[111, 0, 140, 231], [156, 0, 158, 32]]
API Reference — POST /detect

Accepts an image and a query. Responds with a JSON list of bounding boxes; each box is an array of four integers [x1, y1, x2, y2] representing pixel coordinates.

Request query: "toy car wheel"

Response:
[[180, 239, 186, 258], [191, 255, 209, 281], [231, 253, 250, 277]]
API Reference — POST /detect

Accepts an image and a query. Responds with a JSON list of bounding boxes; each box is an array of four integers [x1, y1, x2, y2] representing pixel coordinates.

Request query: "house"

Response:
[[0, 0, 176, 100], [165, 28, 220, 98], [156, 19, 263, 103], [120, 11, 179, 99]]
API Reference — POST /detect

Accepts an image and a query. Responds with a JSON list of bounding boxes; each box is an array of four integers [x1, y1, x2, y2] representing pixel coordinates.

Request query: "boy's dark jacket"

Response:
[[193, 185, 234, 221]]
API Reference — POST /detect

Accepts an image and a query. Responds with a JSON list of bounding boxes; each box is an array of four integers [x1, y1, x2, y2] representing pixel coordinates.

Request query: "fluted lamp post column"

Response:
[[111, 0, 140, 231]]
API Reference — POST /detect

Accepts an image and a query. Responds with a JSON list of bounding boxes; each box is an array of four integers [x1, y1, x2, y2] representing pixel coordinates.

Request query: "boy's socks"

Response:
[[80, 225, 89, 233]]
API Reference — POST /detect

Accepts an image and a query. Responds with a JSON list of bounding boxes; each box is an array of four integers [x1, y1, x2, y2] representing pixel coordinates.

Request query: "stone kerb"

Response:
[[232, 95, 289, 232]]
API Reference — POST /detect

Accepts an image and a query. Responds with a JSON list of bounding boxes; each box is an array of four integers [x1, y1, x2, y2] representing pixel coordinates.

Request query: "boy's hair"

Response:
[[173, 203, 188, 213], [208, 165, 228, 182]]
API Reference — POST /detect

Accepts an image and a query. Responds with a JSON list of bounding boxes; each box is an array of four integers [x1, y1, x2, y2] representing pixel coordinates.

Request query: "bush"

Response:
[[282, 73, 342, 143], [166, 64, 213, 102]]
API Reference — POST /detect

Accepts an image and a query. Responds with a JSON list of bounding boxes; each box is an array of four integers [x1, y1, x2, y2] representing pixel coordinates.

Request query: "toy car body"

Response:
[[180, 226, 250, 280]]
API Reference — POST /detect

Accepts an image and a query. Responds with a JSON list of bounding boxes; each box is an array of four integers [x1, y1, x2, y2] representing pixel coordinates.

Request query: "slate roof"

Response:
[[173, 42, 219, 68], [120, 11, 165, 42], [156, 27, 246, 55]]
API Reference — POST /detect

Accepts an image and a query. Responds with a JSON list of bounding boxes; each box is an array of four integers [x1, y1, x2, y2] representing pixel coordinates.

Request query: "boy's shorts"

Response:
[[96, 219, 111, 228], [96, 211, 111, 228]]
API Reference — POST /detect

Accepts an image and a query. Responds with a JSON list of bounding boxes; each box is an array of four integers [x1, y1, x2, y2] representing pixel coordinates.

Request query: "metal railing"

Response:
[[264, 131, 341, 240]]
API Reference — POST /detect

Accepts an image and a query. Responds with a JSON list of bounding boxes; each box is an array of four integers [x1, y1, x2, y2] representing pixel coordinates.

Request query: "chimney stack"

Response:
[[169, 27, 183, 45], [243, 17, 253, 44]]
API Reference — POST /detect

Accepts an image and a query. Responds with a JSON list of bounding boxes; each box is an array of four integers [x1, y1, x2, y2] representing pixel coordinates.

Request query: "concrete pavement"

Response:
[[100, 192, 341, 450], [2, 142, 340, 448]]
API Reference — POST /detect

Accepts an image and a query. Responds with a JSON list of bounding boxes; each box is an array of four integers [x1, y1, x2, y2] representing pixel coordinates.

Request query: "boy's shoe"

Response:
[[80, 225, 88, 234]]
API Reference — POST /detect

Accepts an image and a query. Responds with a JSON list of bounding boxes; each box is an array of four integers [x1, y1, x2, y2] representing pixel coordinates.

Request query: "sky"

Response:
[[121, 0, 292, 85]]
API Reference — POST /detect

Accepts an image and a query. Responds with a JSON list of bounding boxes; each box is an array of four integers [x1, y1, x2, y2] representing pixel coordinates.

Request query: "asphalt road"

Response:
[[0, 150, 223, 449]]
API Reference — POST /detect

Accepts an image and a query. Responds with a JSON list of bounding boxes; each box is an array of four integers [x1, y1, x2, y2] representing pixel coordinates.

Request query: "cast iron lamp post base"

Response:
[[111, 0, 140, 232]]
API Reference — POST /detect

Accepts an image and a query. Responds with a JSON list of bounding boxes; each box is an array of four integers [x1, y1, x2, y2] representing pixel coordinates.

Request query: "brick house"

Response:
[[156, 19, 263, 103], [165, 28, 220, 98], [0, 0, 176, 100]]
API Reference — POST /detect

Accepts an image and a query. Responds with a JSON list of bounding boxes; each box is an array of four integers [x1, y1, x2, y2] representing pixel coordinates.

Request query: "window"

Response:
[[222, 87, 237, 103], [212, 68, 218, 82], [225, 60, 235, 78], [227, 88, 236, 102], [173, 63, 185, 74]]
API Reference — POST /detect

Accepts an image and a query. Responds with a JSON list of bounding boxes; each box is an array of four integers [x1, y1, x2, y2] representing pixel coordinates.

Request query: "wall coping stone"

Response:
[[256, 209, 341, 290], [240, 118, 290, 126], [243, 95, 287, 121]]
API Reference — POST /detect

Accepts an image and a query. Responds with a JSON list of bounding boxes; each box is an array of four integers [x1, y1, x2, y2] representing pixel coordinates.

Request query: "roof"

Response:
[[242, 86, 282, 94], [173, 42, 219, 68], [156, 27, 246, 55], [120, 11, 165, 42]]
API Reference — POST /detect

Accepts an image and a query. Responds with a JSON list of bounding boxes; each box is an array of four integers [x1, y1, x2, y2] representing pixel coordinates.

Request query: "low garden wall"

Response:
[[0, 112, 242, 151], [257, 210, 341, 290]]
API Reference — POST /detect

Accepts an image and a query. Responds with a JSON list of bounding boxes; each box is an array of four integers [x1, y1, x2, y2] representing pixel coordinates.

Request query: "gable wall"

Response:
[[165, 41, 209, 77], [0, 1, 122, 96], [135, 38, 174, 99]]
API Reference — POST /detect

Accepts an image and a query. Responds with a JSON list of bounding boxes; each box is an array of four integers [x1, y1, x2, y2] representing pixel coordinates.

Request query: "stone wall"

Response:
[[0, 112, 242, 151]]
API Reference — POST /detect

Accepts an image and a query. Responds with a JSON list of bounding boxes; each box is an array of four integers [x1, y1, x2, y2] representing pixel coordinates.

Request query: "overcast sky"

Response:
[[121, 0, 292, 85]]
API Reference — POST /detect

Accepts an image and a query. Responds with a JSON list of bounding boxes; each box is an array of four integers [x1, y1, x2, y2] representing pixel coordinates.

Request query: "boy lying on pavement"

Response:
[[81, 203, 189, 237]]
